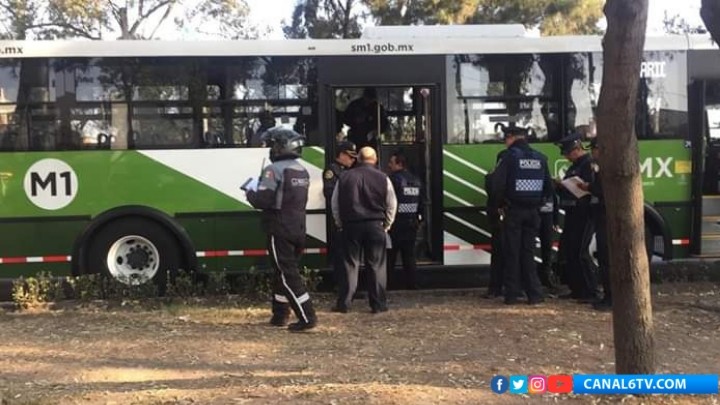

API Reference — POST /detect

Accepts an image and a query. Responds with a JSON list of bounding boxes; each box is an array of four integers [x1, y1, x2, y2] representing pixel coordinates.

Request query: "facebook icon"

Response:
[[491, 375, 509, 394]]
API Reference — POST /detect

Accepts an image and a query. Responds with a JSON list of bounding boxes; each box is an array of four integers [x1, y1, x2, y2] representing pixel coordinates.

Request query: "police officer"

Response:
[[342, 87, 389, 150], [584, 138, 611, 311], [331, 147, 397, 313], [538, 188, 560, 293], [492, 125, 550, 305], [245, 128, 317, 332], [387, 150, 423, 290], [323, 141, 358, 287], [556, 133, 598, 302], [484, 128, 512, 298]]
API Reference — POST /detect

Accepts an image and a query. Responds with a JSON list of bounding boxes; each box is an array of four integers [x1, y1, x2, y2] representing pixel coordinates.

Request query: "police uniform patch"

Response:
[[264, 170, 274, 180], [324, 169, 334, 180]]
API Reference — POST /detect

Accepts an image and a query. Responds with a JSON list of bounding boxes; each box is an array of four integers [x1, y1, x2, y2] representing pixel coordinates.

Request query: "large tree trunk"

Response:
[[701, 0, 720, 45], [596, 0, 654, 374]]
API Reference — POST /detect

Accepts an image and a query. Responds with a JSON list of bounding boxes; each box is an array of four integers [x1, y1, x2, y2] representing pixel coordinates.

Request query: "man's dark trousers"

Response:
[[268, 233, 315, 324], [338, 220, 387, 311], [502, 206, 543, 302], [488, 212, 504, 296], [563, 207, 598, 299], [388, 224, 417, 290]]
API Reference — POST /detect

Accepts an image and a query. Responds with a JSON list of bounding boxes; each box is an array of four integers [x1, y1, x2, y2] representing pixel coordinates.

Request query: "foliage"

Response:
[[0, 0, 255, 40], [10, 267, 322, 310], [663, 11, 707, 35], [11, 272, 64, 310], [284, 0, 362, 38], [364, 0, 604, 35], [701, 0, 720, 45]]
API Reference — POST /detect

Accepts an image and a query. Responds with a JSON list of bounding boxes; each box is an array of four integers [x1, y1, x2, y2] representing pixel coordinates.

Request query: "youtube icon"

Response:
[[548, 375, 573, 394]]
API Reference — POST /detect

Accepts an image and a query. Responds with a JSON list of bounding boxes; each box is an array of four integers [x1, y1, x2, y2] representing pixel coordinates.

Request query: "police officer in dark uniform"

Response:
[[387, 149, 423, 290], [323, 141, 358, 286], [331, 147, 397, 313], [245, 128, 317, 332], [538, 188, 560, 293], [492, 125, 550, 305], [585, 138, 611, 311], [484, 128, 512, 298], [556, 133, 598, 302]]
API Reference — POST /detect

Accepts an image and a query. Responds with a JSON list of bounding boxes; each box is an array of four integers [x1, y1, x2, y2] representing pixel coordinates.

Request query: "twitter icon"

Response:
[[509, 375, 528, 394]]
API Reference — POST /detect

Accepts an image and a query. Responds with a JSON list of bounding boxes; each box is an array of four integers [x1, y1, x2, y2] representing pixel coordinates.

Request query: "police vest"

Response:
[[393, 171, 421, 216], [506, 146, 546, 205]]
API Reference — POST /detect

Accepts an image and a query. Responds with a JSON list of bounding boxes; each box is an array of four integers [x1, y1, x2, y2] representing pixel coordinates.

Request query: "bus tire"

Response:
[[86, 217, 182, 291]]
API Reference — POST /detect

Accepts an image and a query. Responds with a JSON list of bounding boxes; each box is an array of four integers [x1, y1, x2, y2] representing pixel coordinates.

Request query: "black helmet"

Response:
[[261, 128, 305, 162]]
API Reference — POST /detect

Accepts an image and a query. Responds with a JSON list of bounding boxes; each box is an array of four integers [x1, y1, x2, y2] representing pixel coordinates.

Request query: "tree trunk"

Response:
[[701, 0, 720, 45], [596, 0, 654, 374]]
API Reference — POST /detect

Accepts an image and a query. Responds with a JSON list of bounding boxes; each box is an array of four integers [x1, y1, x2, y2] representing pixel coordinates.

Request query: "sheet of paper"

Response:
[[241, 177, 259, 192], [386, 232, 392, 249], [561, 176, 590, 199]]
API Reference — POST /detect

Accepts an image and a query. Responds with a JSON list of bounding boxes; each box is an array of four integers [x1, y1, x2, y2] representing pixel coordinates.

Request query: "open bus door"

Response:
[[690, 80, 720, 255], [327, 85, 442, 267]]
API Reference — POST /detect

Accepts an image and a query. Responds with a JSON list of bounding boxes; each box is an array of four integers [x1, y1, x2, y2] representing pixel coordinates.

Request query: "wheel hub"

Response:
[[107, 235, 160, 285]]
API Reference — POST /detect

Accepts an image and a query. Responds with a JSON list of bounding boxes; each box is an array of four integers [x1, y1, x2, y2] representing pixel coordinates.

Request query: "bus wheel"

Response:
[[87, 218, 181, 289]]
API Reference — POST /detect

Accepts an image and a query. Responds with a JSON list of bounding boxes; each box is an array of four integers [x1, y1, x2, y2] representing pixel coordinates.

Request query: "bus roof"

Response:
[[0, 34, 709, 58]]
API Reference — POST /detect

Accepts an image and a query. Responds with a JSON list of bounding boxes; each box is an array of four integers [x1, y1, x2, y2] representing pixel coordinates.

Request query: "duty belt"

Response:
[[397, 203, 418, 214]]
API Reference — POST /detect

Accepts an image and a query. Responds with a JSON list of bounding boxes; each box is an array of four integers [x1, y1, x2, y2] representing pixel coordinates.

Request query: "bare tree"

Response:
[[701, 0, 720, 44], [596, 0, 654, 374]]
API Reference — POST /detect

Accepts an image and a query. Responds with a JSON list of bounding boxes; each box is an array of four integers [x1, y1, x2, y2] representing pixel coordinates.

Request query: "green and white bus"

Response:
[[0, 26, 718, 288]]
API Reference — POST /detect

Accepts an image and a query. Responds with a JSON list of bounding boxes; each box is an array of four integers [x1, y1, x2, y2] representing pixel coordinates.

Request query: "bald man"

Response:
[[331, 147, 397, 313]]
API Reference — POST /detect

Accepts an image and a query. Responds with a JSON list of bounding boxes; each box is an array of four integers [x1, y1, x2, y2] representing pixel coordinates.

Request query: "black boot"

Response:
[[269, 299, 290, 327], [288, 301, 317, 332]]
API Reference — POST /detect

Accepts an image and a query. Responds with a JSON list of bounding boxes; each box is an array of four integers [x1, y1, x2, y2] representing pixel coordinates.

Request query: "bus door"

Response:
[[329, 85, 442, 264], [691, 80, 720, 255]]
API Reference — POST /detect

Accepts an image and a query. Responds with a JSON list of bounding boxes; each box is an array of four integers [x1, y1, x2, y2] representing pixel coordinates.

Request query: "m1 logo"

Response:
[[23, 159, 79, 210]]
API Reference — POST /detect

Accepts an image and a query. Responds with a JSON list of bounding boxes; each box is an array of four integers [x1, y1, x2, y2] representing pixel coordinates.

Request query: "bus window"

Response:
[[224, 57, 319, 147], [582, 51, 689, 139], [0, 59, 60, 151], [446, 54, 560, 144]]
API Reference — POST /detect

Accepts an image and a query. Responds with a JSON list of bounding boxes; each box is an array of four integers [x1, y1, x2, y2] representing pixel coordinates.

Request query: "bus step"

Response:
[[702, 196, 720, 216], [701, 216, 720, 234], [701, 236, 720, 254]]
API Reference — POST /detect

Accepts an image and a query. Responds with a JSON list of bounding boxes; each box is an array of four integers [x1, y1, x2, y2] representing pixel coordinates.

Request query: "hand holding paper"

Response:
[[241, 177, 259, 192], [561, 176, 590, 198]]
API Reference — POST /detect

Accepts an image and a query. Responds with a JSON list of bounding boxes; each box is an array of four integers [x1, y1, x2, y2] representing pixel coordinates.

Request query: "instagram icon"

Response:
[[528, 375, 547, 394]]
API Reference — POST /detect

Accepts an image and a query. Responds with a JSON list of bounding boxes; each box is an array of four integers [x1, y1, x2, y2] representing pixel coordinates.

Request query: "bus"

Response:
[[0, 26, 717, 289]]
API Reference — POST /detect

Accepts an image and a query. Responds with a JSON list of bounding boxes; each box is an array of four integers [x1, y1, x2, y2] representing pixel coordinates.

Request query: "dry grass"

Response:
[[0, 283, 718, 404]]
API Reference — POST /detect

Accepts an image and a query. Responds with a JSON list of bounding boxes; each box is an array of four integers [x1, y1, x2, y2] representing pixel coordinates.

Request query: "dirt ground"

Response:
[[0, 282, 719, 405]]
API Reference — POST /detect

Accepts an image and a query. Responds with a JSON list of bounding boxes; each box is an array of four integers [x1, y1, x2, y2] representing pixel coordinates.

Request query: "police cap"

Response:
[[336, 141, 358, 158], [496, 123, 529, 139], [558, 133, 583, 155]]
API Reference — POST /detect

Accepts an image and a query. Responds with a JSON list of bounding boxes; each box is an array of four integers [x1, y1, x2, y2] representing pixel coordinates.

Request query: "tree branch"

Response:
[[28, 22, 102, 40], [147, 2, 176, 39], [129, 0, 174, 36]]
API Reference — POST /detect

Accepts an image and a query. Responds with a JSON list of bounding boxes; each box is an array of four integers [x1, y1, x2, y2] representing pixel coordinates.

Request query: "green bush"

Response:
[[11, 271, 64, 310]]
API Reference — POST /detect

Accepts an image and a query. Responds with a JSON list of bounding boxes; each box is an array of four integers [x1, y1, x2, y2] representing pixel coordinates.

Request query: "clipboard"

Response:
[[561, 176, 590, 198], [240, 177, 259, 192]]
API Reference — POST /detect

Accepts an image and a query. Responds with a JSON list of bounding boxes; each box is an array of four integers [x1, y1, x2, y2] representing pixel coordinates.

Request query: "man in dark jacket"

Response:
[[585, 138, 611, 311], [323, 141, 358, 287], [245, 128, 317, 332], [331, 147, 397, 313], [556, 133, 598, 302], [387, 149, 423, 290], [492, 125, 551, 305], [342, 87, 389, 150]]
